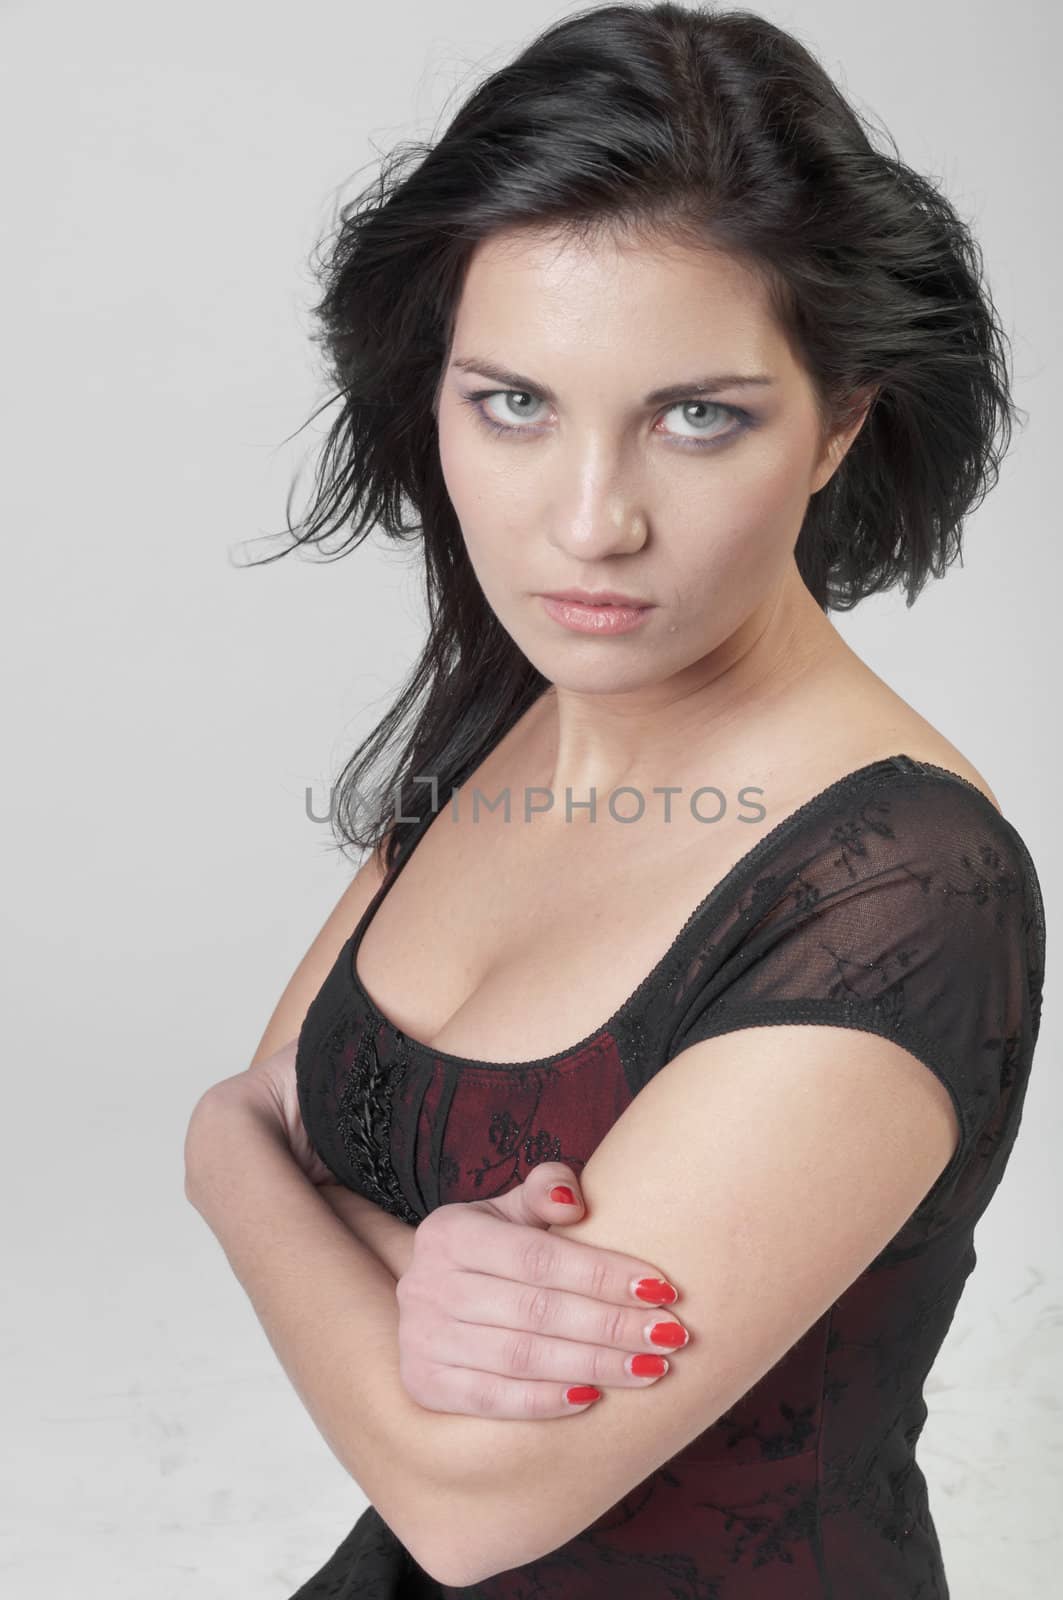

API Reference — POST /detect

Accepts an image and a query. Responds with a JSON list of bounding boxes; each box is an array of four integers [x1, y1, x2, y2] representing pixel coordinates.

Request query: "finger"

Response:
[[413, 1305, 679, 1390], [526, 1162, 586, 1221], [409, 1358, 611, 1421], [415, 1265, 690, 1362], [433, 1203, 681, 1307]]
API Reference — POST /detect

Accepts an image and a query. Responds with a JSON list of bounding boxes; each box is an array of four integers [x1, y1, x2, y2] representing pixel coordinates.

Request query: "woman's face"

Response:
[[435, 227, 863, 694]]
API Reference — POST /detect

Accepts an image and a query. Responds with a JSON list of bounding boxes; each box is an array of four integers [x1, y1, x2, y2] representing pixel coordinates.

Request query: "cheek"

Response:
[[725, 427, 813, 521], [674, 446, 801, 556], [435, 409, 469, 501], [663, 449, 807, 614], [436, 427, 498, 576], [437, 412, 510, 536]]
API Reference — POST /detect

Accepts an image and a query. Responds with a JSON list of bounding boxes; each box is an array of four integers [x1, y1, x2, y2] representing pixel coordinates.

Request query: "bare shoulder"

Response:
[[785, 651, 1006, 819], [896, 735, 1002, 815], [807, 670, 1004, 817]]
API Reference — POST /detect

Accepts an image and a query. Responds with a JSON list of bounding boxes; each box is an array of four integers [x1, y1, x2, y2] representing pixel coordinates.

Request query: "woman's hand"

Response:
[[231, 1038, 336, 1187], [396, 1161, 689, 1419]]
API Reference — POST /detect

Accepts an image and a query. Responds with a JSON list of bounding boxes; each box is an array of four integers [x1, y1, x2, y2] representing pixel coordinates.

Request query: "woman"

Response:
[[185, 4, 1045, 1595]]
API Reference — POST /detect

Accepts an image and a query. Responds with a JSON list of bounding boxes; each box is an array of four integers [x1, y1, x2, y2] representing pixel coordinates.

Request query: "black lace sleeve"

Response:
[[663, 776, 1045, 1214]]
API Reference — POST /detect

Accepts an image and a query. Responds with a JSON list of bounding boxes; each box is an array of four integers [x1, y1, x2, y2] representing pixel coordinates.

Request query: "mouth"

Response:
[[539, 588, 652, 607], [537, 591, 655, 635]]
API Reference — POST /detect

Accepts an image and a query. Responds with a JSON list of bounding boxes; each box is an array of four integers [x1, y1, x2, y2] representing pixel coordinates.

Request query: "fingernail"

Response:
[[550, 1185, 577, 1205], [628, 1354, 669, 1378], [648, 1321, 689, 1348], [565, 1385, 601, 1405], [632, 1277, 679, 1304]]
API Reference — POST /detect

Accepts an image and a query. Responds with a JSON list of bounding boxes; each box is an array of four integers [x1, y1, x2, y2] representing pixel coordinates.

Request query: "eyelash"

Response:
[[459, 388, 753, 452]]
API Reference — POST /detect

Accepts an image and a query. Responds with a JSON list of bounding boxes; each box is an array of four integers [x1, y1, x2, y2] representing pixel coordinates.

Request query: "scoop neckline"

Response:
[[343, 753, 1003, 1075]]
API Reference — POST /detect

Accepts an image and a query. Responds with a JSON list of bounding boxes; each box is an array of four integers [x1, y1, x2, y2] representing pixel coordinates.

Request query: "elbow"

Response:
[[401, 1447, 553, 1585], [413, 1503, 530, 1588], [409, 1479, 520, 1588], [396, 1509, 483, 1590], [420, 1544, 482, 1590], [358, 1460, 488, 1589]]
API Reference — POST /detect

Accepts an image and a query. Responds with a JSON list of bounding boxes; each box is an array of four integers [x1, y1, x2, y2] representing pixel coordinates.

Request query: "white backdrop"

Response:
[[2, 1, 1059, 1594]]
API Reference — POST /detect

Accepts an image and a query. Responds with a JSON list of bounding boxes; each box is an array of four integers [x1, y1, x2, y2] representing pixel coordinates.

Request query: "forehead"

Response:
[[449, 226, 784, 369]]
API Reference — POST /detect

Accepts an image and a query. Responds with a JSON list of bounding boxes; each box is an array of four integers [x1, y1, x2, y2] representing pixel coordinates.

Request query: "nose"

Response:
[[546, 466, 649, 561]]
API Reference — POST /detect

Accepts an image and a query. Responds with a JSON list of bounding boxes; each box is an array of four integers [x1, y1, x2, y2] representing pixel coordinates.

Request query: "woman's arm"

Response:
[[184, 1081, 476, 1586], [316, 1182, 417, 1280]]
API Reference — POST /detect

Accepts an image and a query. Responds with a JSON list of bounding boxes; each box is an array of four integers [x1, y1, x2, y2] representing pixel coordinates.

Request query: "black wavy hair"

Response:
[[237, 2, 1024, 871]]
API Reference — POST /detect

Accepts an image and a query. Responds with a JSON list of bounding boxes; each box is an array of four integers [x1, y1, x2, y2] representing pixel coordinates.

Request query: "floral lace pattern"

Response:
[[291, 757, 1046, 1598]]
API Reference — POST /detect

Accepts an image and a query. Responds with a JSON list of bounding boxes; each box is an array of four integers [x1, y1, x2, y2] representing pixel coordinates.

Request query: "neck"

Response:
[[529, 573, 846, 815]]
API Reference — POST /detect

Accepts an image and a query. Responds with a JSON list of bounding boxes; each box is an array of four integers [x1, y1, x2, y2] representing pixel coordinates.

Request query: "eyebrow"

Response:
[[450, 355, 776, 408]]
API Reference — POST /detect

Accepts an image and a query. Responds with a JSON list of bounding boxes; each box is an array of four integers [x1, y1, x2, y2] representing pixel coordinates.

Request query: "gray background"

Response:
[[2, 0, 1058, 1594]]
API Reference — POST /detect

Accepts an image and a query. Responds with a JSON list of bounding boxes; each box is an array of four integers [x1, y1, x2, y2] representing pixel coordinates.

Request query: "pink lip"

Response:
[[540, 588, 652, 606], [539, 594, 654, 635]]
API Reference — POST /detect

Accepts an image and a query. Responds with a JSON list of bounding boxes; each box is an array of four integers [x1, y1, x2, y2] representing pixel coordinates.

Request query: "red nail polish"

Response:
[[649, 1322, 689, 1348], [630, 1354, 669, 1377], [565, 1385, 601, 1405], [550, 1185, 577, 1205], [633, 1277, 678, 1304]]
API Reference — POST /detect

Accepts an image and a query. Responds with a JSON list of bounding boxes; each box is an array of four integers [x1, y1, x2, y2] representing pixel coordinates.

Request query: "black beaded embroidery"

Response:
[[335, 1020, 422, 1227]]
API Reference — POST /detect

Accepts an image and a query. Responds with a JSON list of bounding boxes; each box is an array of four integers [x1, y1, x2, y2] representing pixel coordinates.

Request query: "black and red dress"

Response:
[[289, 754, 1046, 1599]]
